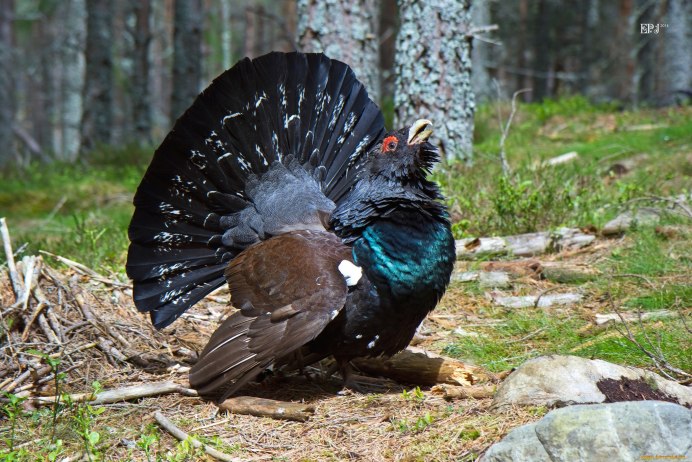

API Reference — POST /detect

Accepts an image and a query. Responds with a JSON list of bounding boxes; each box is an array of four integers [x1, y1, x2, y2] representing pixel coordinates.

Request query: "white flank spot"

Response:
[[338, 260, 362, 287], [330, 309, 339, 320], [355, 334, 363, 339]]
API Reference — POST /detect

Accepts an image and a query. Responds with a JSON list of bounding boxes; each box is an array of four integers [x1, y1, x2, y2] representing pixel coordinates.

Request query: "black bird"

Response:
[[126, 52, 456, 402]]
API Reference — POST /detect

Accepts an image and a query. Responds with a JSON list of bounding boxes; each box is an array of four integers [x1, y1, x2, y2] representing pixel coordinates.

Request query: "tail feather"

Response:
[[127, 51, 384, 328]]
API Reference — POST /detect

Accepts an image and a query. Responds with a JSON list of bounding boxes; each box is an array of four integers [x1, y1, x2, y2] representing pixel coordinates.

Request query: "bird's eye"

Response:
[[382, 136, 398, 153]]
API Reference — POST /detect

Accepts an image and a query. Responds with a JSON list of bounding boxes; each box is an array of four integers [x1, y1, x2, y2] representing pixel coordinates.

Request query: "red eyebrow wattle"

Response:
[[382, 136, 398, 152]]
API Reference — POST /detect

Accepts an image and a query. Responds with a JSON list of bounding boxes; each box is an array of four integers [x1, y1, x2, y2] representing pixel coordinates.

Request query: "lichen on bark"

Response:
[[394, 0, 475, 162], [297, 0, 381, 103]]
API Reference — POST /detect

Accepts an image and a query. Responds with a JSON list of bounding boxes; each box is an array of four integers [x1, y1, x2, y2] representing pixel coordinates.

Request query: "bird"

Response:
[[126, 51, 456, 403]]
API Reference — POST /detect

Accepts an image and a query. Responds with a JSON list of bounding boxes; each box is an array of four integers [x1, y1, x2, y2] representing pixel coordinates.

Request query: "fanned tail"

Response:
[[126, 52, 385, 328]]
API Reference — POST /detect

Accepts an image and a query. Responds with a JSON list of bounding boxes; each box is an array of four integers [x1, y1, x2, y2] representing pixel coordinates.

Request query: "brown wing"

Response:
[[189, 230, 352, 402]]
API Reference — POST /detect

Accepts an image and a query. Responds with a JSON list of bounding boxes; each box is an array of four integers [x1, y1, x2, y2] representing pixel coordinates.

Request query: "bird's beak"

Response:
[[407, 119, 433, 145]]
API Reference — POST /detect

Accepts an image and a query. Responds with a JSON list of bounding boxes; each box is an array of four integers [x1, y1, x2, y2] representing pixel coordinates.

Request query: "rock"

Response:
[[481, 421, 551, 462], [492, 355, 692, 409], [482, 401, 691, 462], [479, 271, 511, 289], [490, 293, 583, 309]]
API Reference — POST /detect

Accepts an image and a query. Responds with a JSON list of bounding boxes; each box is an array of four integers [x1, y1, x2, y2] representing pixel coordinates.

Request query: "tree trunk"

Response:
[[171, 0, 202, 124], [132, 0, 152, 142], [0, 0, 15, 167], [58, 0, 86, 161], [220, 0, 232, 69], [297, 0, 381, 103], [82, 0, 114, 149], [531, 0, 550, 101], [662, 0, 691, 105], [471, 0, 494, 103], [393, 0, 475, 162]]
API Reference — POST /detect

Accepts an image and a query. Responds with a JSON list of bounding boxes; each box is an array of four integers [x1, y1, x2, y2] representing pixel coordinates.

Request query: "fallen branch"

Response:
[[39, 250, 130, 288], [1, 217, 23, 300], [351, 348, 495, 387], [491, 292, 583, 309], [430, 384, 496, 400], [218, 396, 315, 422], [153, 411, 240, 462], [29, 381, 198, 406]]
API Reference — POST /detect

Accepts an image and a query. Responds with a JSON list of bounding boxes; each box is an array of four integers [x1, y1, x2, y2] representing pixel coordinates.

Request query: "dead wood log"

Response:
[[351, 348, 495, 387], [431, 384, 496, 400], [455, 227, 595, 260], [153, 411, 241, 462], [540, 262, 600, 283], [218, 396, 315, 422], [30, 381, 198, 406]]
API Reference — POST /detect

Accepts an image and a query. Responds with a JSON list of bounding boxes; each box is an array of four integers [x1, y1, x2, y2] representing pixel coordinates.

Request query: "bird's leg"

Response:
[[337, 359, 391, 394]]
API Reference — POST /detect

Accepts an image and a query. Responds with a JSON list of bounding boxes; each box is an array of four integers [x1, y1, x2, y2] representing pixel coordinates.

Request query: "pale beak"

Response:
[[407, 119, 433, 144]]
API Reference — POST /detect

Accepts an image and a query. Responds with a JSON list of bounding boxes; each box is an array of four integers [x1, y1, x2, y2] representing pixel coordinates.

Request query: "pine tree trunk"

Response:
[[393, 0, 475, 162], [296, 0, 381, 103], [171, 0, 202, 124], [59, 0, 86, 161], [662, 0, 691, 105], [82, 0, 114, 149], [471, 0, 493, 103], [132, 0, 152, 141], [0, 0, 15, 167]]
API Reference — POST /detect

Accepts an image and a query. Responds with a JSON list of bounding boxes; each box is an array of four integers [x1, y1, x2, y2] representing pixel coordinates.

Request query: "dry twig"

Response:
[[609, 294, 690, 381], [153, 410, 241, 462]]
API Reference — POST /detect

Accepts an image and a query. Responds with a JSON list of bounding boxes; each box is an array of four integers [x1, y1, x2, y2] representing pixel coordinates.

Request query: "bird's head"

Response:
[[366, 119, 440, 182]]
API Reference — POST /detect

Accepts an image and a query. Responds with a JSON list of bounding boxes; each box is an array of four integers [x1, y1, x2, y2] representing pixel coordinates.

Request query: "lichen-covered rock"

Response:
[[492, 355, 691, 409], [481, 423, 551, 462], [483, 401, 692, 462]]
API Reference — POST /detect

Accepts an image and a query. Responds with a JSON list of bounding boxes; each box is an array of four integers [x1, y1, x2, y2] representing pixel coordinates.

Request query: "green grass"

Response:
[[443, 222, 691, 375], [441, 97, 692, 237], [0, 144, 150, 273]]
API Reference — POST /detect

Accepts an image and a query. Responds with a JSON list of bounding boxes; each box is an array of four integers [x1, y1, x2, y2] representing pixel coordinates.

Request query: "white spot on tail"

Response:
[[338, 260, 362, 287]]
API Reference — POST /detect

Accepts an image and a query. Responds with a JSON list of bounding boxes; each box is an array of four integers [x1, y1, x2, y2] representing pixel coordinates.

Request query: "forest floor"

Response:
[[1, 100, 691, 461]]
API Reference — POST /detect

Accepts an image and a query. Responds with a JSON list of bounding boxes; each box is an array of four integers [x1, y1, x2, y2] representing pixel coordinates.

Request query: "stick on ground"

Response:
[[153, 411, 241, 462], [218, 396, 315, 422]]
